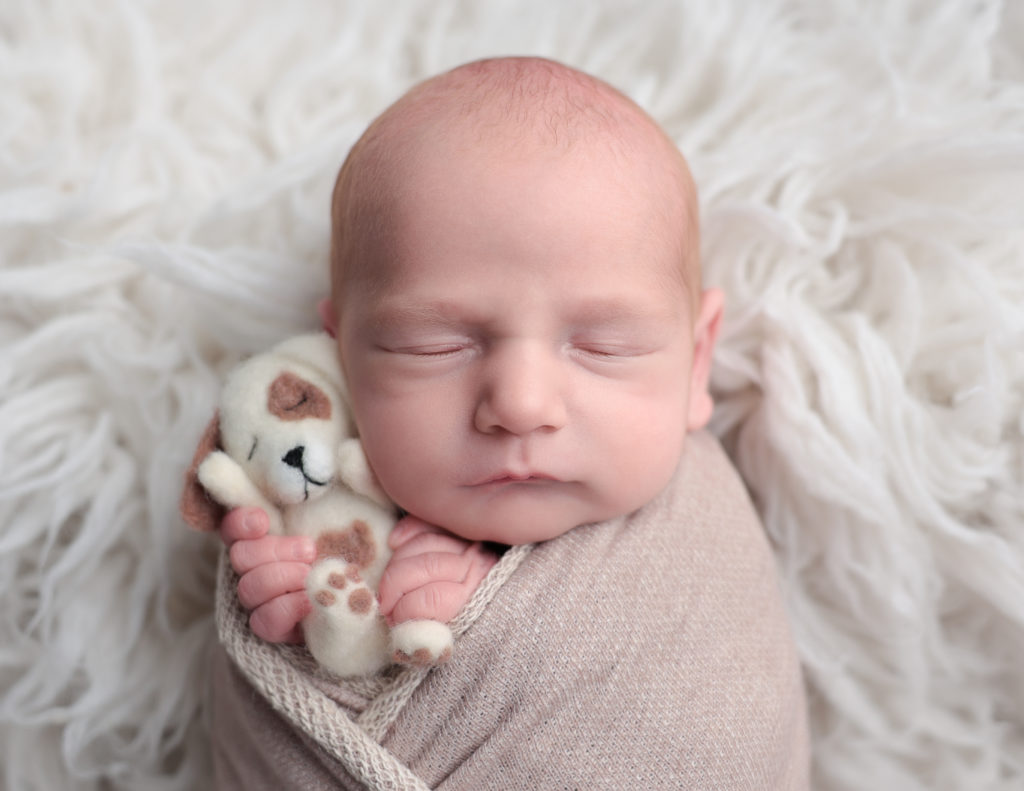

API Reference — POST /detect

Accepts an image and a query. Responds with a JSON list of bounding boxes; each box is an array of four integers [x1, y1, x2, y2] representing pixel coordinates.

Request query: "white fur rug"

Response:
[[2, 1, 1022, 788]]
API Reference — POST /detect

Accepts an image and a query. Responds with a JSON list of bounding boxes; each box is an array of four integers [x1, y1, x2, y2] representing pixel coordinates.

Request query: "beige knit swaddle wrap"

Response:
[[208, 431, 810, 789]]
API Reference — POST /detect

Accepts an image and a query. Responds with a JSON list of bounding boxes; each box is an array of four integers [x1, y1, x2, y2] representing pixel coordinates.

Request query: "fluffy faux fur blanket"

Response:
[[208, 431, 808, 790], [1, 1, 1022, 790]]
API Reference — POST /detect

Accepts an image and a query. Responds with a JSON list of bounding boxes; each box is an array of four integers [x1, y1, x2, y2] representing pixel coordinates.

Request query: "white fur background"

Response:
[[2, 0, 1022, 788]]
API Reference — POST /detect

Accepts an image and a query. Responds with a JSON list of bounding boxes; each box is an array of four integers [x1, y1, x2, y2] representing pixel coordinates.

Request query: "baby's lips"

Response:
[[469, 469, 559, 486]]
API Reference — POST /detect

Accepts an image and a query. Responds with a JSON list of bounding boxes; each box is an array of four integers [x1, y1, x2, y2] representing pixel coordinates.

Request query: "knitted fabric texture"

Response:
[[209, 430, 809, 790]]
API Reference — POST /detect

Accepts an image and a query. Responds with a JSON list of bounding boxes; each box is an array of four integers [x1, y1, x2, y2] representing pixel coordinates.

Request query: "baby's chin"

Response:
[[420, 498, 609, 547]]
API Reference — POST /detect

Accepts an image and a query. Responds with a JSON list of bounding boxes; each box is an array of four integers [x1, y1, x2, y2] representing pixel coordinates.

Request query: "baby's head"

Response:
[[321, 57, 722, 545]]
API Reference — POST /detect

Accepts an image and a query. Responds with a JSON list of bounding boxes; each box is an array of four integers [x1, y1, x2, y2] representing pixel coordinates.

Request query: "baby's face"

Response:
[[334, 138, 710, 545]]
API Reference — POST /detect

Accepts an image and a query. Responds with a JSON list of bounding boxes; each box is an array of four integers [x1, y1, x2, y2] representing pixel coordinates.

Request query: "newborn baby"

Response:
[[209, 56, 809, 790]]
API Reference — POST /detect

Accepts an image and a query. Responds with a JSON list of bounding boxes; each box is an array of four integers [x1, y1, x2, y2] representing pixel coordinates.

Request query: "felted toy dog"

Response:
[[180, 332, 453, 677]]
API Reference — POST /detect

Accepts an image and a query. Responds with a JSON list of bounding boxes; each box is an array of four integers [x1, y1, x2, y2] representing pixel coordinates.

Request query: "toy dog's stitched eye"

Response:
[[268, 373, 332, 421], [248, 437, 258, 461]]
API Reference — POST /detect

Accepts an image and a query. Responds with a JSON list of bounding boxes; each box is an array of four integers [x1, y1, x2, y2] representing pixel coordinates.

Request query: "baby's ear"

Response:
[[180, 413, 226, 531], [318, 297, 338, 339], [686, 288, 724, 431]]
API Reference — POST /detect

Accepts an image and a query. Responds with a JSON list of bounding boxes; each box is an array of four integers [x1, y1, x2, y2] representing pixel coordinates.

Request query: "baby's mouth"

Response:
[[472, 471, 557, 486]]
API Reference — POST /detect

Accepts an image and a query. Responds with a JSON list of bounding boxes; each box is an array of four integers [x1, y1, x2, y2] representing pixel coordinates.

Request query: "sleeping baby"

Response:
[[200, 56, 810, 789]]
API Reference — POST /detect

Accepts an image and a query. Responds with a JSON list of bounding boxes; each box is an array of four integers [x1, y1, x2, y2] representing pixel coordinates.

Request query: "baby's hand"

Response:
[[219, 507, 317, 644], [378, 516, 498, 627]]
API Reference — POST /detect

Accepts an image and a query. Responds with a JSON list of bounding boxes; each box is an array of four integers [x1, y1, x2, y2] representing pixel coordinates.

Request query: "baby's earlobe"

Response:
[[687, 390, 714, 432]]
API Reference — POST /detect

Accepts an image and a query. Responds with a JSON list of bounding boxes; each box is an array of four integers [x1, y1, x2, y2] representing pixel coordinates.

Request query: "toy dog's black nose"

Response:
[[282, 446, 305, 469]]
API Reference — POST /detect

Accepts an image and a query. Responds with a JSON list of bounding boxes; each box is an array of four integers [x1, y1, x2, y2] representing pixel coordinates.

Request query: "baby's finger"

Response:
[[463, 543, 499, 590], [229, 534, 316, 575], [387, 516, 446, 550], [249, 591, 311, 644], [388, 529, 476, 564], [387, 581, 471, 626], [237, 561, 311, 610], [378, 551, 479, 617], [220, 507, 270, 546]]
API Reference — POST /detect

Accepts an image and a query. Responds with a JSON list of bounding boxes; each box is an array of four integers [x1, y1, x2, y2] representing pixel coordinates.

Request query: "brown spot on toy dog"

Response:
[[268, 372, 331, 421], [327, 572, 347, 590], [315, 590, 336, 607], [393, 648, 444, 667], [315, 520, 376, 568], [347, 589, 373, 615]]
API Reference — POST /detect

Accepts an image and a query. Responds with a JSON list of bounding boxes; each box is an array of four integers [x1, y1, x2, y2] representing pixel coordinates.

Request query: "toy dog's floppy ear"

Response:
[[337, 437, 392, 509], [180, 413, 225, 532]]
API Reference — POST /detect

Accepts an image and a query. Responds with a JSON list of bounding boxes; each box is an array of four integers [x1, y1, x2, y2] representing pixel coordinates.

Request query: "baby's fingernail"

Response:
[[242, 512, 262, 535]]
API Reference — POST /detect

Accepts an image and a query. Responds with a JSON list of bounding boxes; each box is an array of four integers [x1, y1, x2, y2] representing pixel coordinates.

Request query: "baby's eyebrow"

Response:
[[365, 296, 681, 330], [566, 298, 682, 327], [367, 301, 478, 329]]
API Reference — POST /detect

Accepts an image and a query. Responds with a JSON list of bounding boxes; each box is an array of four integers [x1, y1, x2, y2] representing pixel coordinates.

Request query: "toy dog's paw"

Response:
[[196, 450, 245, 500], [307, 559, 378, 621], [390, 620, 454, 667], [303, 558, 390, 678]]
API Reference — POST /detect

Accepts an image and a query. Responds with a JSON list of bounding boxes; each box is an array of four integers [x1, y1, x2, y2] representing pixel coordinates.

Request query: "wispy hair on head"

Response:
[[330, 57, 700, 311]]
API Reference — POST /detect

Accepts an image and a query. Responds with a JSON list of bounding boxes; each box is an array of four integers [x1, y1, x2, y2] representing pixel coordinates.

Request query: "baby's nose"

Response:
[[473, 344, 567, 436]]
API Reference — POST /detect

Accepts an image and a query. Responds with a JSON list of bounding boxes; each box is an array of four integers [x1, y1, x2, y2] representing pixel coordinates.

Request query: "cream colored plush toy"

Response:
[[180, 333, 454, 677]]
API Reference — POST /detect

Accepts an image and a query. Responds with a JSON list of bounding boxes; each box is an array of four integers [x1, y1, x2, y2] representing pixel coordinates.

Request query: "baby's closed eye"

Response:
[[376, 336, 477, 364], [566, 325, 669, 359], [385, 340, 472, 357], [569, 340, 652, 358]]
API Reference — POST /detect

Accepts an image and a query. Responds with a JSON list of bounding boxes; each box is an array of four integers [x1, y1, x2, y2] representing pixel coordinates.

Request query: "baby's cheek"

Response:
[[358, 423, 447, 514], [603, 410, 685, 508]]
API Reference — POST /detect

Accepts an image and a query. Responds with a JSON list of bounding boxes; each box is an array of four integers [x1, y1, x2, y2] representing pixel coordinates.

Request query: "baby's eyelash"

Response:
[[409, 347, 464, 358], [382, 343, 470, 359], [571, 343, 633, 359]]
